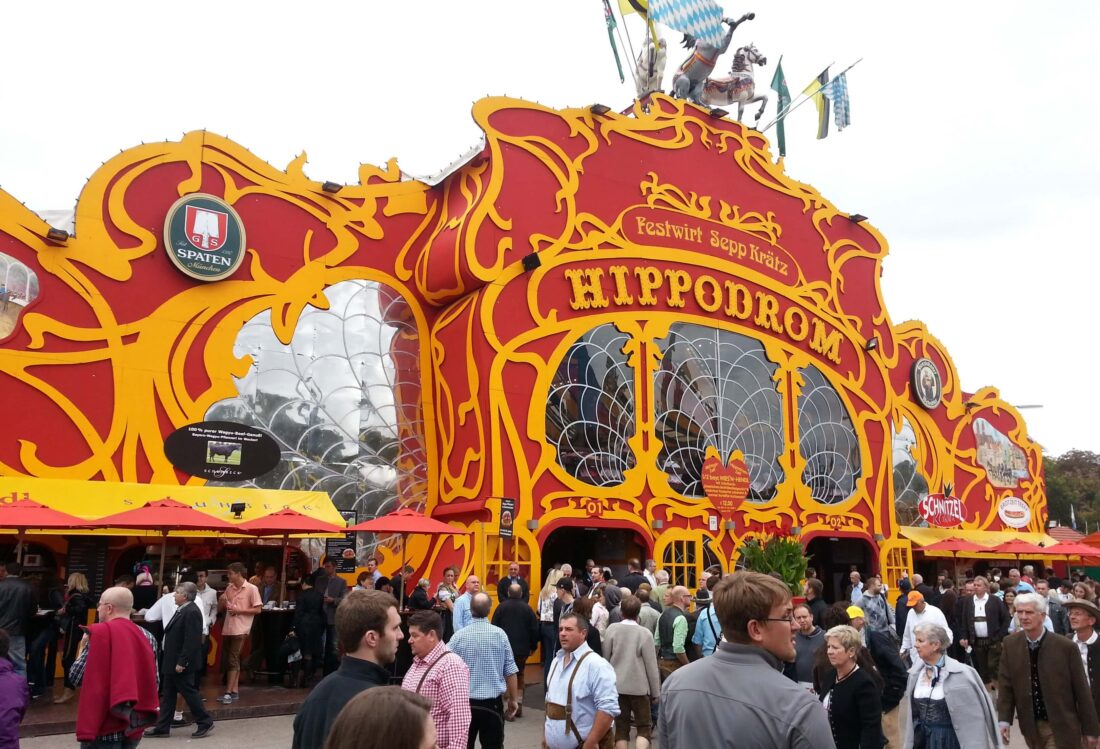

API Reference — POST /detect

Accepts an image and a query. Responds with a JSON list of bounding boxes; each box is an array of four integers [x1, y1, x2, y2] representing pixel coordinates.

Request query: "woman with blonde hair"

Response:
[[538, 568, 564, 686], [818, 624, 884, 749], [323, 686, 435, 749], [1073, 581, 1097, 603], [54, 572, 89, 704]]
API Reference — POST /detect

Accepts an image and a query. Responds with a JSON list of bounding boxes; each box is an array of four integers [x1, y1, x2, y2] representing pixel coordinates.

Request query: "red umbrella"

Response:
[[347, 508, 469, 607], [921, 538, 991, 553], [1043, 542, 1100, 556], [0, 499, 91, 563], [238, 509, 346, 603], [921, 538, 991, 580], [94, 498, 239, 590], [991, 540, 1049, 557]]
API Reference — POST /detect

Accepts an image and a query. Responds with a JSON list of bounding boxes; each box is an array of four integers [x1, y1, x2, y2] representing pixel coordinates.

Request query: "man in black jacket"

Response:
[[895, 577, 911, 640], [0, 562, 36, 677], [292, 590, 403, 749], [491, 584, 539, 718], [495, 562, 530, 603], [619, 559, 648, 594], [803, 578, 828, 628], [957, 574, 1009, 688], [145, 583, 214, 739]]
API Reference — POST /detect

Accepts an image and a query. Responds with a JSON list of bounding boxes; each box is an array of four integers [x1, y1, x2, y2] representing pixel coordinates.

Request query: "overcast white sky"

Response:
[[2, 2, 1097, 456]]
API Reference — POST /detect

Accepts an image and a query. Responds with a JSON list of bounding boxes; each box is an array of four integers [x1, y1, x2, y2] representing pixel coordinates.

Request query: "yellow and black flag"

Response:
[[803, 68, 831, 140], [617, 0, 659, 46]]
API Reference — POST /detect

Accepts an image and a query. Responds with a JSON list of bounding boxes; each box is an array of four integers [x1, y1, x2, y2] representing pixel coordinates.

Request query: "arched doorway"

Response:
[[805, 536, 876, 603], [541, 526, 648, 583]]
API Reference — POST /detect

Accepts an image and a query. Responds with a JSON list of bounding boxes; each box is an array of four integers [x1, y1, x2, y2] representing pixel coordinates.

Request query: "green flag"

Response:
[[770, 56, 791, 158], [602, 0, 625, 83]]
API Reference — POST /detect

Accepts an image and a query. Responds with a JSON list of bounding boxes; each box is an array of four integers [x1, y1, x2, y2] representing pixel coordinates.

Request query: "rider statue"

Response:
[[671, 12, 755, 106]]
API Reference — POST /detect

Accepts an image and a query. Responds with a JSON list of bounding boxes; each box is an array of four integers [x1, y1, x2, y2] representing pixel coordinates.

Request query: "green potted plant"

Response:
[[737, 534, 810, 598]]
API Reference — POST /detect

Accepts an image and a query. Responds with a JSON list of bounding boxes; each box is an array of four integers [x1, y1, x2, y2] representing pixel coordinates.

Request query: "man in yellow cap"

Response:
[[899, 590, 952, 666]]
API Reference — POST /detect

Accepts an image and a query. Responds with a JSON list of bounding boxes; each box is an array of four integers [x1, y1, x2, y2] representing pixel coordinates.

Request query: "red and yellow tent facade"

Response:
[[0, 95, 1046, 598]]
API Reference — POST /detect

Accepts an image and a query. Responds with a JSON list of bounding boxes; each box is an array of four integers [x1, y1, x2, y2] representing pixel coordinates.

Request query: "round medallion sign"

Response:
[[997, 496, 1032, 529], [163, 194, 246, 281], [911, 358, 943, 410]]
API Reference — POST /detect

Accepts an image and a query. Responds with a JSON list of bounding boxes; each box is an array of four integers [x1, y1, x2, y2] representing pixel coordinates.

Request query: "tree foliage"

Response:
[[1045, 450, 1100, 530]]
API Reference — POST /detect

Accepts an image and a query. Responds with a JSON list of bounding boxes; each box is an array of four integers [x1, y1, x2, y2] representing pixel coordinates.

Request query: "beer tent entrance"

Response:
[[804, 536, 875, 603], [540, 527, 647, 583]]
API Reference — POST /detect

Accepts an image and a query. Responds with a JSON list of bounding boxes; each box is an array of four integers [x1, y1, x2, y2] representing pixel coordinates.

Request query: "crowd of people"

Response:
[[5, 553, 1100, 748]]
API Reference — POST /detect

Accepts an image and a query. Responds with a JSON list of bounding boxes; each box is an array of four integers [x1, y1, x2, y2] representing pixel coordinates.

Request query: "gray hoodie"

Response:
[[791, 626, 825, 684]]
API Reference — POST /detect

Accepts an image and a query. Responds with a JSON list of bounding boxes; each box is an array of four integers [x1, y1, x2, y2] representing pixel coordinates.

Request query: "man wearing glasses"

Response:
[[69, 587, 160, 749], [657, 571, 835, 748]]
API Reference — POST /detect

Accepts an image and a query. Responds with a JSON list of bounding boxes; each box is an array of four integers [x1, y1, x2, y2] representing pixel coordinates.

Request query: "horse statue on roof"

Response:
[[701, 43, 769, 125], [670, 12, 755, 106]]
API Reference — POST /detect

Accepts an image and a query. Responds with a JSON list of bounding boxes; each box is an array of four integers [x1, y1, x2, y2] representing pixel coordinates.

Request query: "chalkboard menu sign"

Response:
[[67, 538, 109, 596], [325, 511, 358, 573]]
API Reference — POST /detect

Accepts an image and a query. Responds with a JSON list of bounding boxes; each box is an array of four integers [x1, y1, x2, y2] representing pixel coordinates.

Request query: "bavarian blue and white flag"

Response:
[[649, 0, 725, 47], [822, 72, 851, 130]]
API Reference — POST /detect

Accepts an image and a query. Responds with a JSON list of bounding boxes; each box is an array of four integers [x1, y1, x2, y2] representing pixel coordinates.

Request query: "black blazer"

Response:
[[491, 598, 540, 661], [818, 666, 886, 749], [162, 600, 204, 674], [959, 593, 1010, 642], [496, 576, 530, 602]]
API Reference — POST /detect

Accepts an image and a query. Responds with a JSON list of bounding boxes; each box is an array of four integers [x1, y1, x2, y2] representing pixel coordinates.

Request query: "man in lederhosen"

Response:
[[959, 574, 1010, 689]]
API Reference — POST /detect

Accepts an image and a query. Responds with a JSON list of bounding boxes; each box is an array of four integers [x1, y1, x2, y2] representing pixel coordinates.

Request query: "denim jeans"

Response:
[[8, 635, 26, 678]]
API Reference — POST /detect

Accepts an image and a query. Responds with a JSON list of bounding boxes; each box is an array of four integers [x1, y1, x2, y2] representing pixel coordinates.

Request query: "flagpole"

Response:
[[760, 60, 834, 131], [615, 3, 639, 86], [614, 9, 640, 90], [760, 58, 862, 133]]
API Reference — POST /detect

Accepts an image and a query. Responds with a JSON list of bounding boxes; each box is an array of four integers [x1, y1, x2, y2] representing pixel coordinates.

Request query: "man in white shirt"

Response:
[[194, 569, 219, 687], [847, 571, 864, 605], [643, 560, 658, 589], [900, 590, 951, 665], [958, 575, 1009, 689], [1066, 599, 1100, 698]]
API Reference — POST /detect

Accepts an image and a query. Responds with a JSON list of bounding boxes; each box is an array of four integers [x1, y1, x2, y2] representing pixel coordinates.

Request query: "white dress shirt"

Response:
[[143, 591, 209, 635], [973, 593, 989, 638], [901, 604, 952, 664]]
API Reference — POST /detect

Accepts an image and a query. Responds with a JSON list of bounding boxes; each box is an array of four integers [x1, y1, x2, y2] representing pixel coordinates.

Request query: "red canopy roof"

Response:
[[0, 499, 89, 529], [1044, 542, 1100, 556], [920, 538, 991, 553], [237, 507, 345, 536], [92, 498, 237, 532], [346, 507, 467, 536], [991, 540, 1050, 555]]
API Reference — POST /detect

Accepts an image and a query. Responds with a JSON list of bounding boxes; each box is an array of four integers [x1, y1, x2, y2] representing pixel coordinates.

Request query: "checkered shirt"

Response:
[[650, 0, 725, 47], [448, 618, 519, 700], [402, 641, 471, 749], [69, 624, 160, 742]]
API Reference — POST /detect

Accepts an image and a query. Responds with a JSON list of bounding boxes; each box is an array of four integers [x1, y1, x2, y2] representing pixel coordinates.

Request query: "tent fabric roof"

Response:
[[0, 476, 341, 536], [900, 526, 1059, 556]]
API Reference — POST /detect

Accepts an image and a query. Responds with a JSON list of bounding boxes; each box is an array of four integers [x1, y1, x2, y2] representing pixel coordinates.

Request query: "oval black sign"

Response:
[[164, 421, 280, 481]]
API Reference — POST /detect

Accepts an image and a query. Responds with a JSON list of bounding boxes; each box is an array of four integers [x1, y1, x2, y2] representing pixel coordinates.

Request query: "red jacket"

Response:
[[75, 618, 159, 741]]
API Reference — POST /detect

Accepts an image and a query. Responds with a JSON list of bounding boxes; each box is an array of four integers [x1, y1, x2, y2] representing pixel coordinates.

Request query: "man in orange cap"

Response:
[[899, 590, 952, 665]]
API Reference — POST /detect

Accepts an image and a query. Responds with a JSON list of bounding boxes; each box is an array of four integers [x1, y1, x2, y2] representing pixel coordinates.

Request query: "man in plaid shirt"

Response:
[[401, 610, 470, 749], [449, 593, 520, 749]]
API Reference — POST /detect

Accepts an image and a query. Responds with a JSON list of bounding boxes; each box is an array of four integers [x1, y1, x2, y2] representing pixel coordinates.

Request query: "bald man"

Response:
[[69, 588, 161, 746], [655, 586, 693, 677]]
